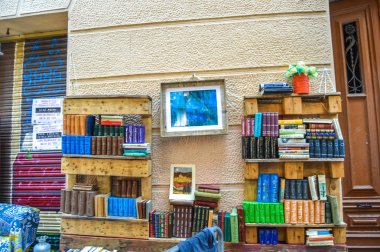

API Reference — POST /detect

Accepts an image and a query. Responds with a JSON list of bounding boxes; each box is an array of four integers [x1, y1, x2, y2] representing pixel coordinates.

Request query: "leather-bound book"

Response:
[[70, 190, 79, 215], [101, 137, 107, 155], [106, 136, 112, 155], [60, 189, 65, 213], [117, 179, 122, 197], [111, 177, 118, 196], [63, 115, 68, 135], [127, 180, 132, 198], [79, 115, 86, 136], [70, 115, 75, 136], [112, 137, 118, 156], [64, 189, 72, 214], [91, 137, 97, 155], [121, 179, 127, 197], [78, 191, 87, 216], [131, 180, 138, 198], [96, 137, 102, 155], [86, 191, 96, 216], [74, 115, 81, 135], [118, 136, 123, 156]]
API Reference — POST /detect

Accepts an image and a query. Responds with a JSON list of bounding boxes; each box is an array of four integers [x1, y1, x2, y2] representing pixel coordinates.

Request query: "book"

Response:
[[296, 180, 303, 200], [237, 206, 245, 243], [270, 174, 279, 202], [279, 178, 286, 202], [284, 200, 290, 224], [309, 200, 315, 224], [320, 201, 325, 224], [70, 190, 79, 215], [303, 119, 333, 124], [327, 195, 343, 225], [318, 175, 327, 200], [290, 200, 297, 224], [230, 208, 239, 243], [254, 113, 262, 137], [325, 201, 332, 224], [224, 212, 231, 242], [289, 180, 296, 200], [194, 191, 222, 199], [303, 200, 309, 224], [278, 119, 303, 125], [261, 174, 270, 202], [333, 118, 343, 139], [308, 175, 319, 201], [297, 200, 303, 224]]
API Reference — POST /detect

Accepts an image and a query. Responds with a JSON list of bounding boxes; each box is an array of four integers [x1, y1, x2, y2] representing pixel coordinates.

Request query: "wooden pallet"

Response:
[[61, 96, 153, 240], [243, 93, 346, 246]]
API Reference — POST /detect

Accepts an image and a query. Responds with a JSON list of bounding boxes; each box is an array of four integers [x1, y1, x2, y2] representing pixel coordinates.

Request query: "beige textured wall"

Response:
[[68, 0, 335, 211]]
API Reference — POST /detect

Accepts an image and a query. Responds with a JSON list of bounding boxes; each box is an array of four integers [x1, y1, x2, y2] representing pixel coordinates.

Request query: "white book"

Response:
[[278, 138, 307, 144], [333, 118, 343, 139], [308, 175, 319, 201], [303, 118, 333, 124], [279, 154, 309, 159], [279, 134, 305, 139], [318, 175, 327, 201], [279, 129, 307, 135]]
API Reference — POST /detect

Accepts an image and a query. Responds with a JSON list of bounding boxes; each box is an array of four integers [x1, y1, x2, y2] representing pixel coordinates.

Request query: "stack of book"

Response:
[[194, 185, 222, 209], [278, 119, 309, 159], [61, 189, 96, 217], [136, 198, 152, 220], [257, 174, 279, 202], [242, 201, 285, 224], [122, 143, 151, 157], [283, 200, 327, 224], [305, 118, 345, 158], [170, 200, 193, 238], [259, 83, 293, 95], [306, 229, 334, 246], [100, 115, 123, 126], [258, 228, 278, 245], [149, 210, 173, 238], [111, 177, 141, 198]]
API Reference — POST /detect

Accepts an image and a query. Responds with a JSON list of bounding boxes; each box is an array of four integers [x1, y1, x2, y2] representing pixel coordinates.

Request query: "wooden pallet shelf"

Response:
[[243, 93, 346, 247], [61, 96, 153, 242]]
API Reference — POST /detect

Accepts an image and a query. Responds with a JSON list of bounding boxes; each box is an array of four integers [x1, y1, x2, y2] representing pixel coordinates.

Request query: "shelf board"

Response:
[[61, 213, 147, 223], [245, 158, 344, 163], [245, 223, 347, 228], [63, 154, 151, 160], [65, 95, 152, 100], [244, 92, 341, 99]]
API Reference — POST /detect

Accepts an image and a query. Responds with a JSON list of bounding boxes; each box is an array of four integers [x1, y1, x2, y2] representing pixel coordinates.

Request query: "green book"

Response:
[[270, 203, 276, 223], [104, 125, 110, 136], [242, 201, 250, 223], [279, 203, 285, 224], [194, 191, 222, 199], [264, 204, 270, 223], [110, 126, 115, 136], [99, 125, 104, 136], [259, 204, 265, 223], [274, 204, 280, 224], [230, 208, 239, 243], [224, 212, 231, 242], [94, 125, 100, 136], [120, 126, 124, 137], [254, 202, 260, 223]]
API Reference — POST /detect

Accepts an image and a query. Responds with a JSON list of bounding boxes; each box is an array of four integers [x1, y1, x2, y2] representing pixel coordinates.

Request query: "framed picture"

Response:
[[169, 164, 196, 201], [161, 79, 227, 137]]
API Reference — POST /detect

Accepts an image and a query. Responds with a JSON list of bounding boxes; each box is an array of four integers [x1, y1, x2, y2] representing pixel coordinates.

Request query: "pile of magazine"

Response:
[[259, 83, 293, 95]]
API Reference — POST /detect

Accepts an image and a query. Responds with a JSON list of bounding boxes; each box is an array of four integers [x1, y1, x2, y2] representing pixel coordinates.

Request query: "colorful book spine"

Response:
[[230, 208, 239, 243]]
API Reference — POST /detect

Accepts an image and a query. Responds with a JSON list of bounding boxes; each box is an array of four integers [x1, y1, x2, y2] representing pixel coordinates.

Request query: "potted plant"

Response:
[[285, 61, 318, 94]]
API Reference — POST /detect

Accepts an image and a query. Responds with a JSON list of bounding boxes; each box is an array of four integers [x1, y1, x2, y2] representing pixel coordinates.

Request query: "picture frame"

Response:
[[169, 164, 196, 201], [160, 79, 227, 137]]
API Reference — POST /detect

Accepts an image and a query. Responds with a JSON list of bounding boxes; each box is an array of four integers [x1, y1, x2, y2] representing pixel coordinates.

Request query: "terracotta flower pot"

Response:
[[292, 74, 310, 94]]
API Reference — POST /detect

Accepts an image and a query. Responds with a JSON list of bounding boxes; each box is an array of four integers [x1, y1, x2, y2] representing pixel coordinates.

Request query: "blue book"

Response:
[[79, 136, 85, 154], [70, 136, 76, 154], [254, 113, 262, 137], [284, 179, 290, 199], [108, 197, 113, 216], [321, 139, 327, 158], [289, 180, 296, 199], [265, 228, 272, 244], [317, 230, 331, 235], [85, 136, 92, 155], [339, 140, 345, 158], [138, 125, 145, 143], [333, 139, 340, 158], [125, 125, 133, 143], [113, 197, 119, 216], [257, 174, 263, 202], [327, 140, 333, 158], [296, 180, 303, 199], [86, 115, 95, 136], [271, 229, 278, 245], [132, 198, 137, 217], [132, 125, 139, 144], [308, 139, 315, 158], [259, 229, 265, 244], [61, 136, 66, 154], [270, 174, 279, 202], [120, 198, 125, 216], [302, 179, 309, 200], [314, 140, 321, 158], [261, 174, 270, 202]]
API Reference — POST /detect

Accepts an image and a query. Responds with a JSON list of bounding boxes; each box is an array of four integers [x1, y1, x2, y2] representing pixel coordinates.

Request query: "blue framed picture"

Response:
[[161, 79, 227, 137]]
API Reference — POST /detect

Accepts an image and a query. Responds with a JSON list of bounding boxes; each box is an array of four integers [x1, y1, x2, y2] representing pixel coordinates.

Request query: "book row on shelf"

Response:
[[241, 115, 345, 160]]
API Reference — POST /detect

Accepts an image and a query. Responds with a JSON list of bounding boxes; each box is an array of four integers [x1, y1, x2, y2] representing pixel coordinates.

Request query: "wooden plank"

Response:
[[66, 174, 76, 190], [61, 218, 149, 239], [62, 214, 147, 222], [245, 226, 258, 244], [284, 162, 303, 179], [244, 92, 341, 99], [286, 227, 305, 245], [259, 163, 284, 177], [278, 227, 286, 242], [244, 99, 258, 116], [257, 103, 284, 114], [67, 175, 111, 194], [244, 180, 257, 201], [333, 227, 347, 244], [283, 97, 302, 115], [245, 223, 346, 227], [329, 162, 345, 178], [141, 116, 152, 144], [141, 176, 152, 200], [302, 102, 328, 115], [61, 157, 151, 177], [63, 154, 150, 160], [328, 96, 342, 113], [245, 158, 344, 163], [63, 97, 151, 115], [244, 163, 259, 180], [303, 162, 328, 177]]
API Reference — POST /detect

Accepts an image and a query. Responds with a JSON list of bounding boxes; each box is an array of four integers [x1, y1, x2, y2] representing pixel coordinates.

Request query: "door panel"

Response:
[[330, 0, 380, 249]]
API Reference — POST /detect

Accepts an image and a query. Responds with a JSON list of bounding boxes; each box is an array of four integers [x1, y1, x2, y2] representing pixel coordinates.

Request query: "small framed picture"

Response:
[[161, 79, 227, 137], [169, 164, 196, 201]]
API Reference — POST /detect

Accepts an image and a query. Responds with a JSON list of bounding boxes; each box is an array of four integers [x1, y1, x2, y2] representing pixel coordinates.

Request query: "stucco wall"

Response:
[[67, 0, 335, 211], [0, 0, 70, 19]]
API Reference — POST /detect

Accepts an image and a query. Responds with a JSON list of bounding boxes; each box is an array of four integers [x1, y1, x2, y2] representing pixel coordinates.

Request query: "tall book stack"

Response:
[[122, 143, 151, 157], [194, 185, 221, 209], [149, 210, 173, 238], [306, 229, 334, 246], [278, 119, 309, 159], [304, 118, 345, 159], [241, 112, 279, 159]]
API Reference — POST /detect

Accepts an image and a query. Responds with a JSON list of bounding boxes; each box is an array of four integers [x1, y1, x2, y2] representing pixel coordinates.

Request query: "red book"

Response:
[[241, 118, 246, 136], [262, 113, 268, 136], [194, 200, 218, 208], [197, 185, 220, 191], [246, 118, 251, 137], [149, 210, 156, 237], [270, 112, 275, 137], [237, 206, 245, 243], [100, 121, 122, 126]]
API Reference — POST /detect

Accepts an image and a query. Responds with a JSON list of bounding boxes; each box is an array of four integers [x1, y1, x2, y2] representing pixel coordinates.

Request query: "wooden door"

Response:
[[330, 0, 380, 250]]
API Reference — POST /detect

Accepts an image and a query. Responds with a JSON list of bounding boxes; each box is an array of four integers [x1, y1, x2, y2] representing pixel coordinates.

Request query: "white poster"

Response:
[[32, 124, 62, 151], [32, 98, 63, 125]]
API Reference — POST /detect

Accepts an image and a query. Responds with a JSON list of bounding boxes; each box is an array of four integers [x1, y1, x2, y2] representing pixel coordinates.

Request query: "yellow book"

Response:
[[278, 119, 303, 125], [208, 209, 213, 227]]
